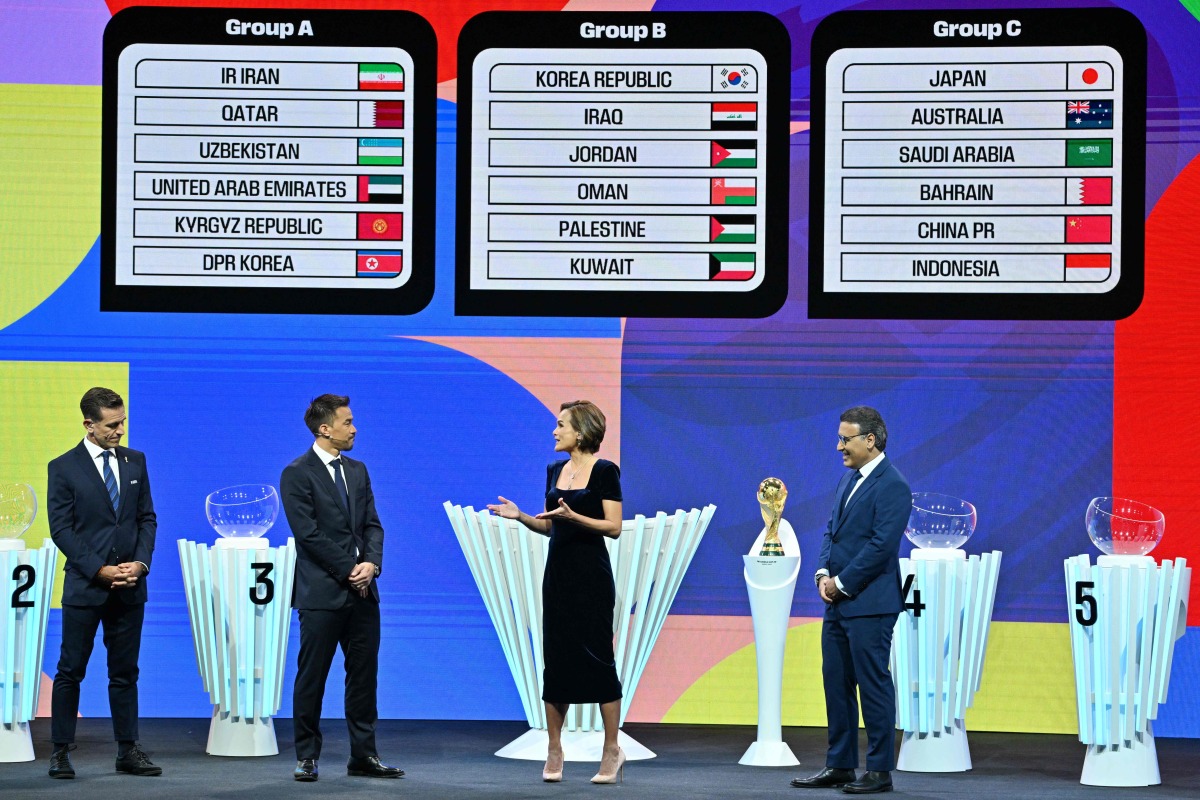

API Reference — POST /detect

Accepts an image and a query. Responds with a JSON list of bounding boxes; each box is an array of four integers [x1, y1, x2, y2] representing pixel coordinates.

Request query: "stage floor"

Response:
[[3, 719, 1197, 799]]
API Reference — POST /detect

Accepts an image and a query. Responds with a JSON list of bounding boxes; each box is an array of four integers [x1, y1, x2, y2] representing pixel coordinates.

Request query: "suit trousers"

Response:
[[293, 593, 381, 760], [51, 595, 145, 745], [821, 611, 899, 772]]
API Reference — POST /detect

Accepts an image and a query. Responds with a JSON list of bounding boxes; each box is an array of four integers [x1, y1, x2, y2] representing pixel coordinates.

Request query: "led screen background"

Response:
[[1, 0, 1198, 737]]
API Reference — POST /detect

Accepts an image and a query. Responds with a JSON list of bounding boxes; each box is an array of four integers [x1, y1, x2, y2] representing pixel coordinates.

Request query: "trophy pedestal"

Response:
[[896, 720, 971, 772], [0, 537, 58, 763], [739, 545, 801, 767], [0, 722, 34, 763], [494, 727, 655, 761], [207, 709, 278, 757], [1081, 729, 1159, 787]]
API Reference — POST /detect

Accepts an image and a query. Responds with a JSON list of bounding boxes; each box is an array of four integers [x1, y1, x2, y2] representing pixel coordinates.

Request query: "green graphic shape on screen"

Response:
[[0, 85, 101, 330], [1, 361, 129, 607], [1181, 1, 1200, 23]]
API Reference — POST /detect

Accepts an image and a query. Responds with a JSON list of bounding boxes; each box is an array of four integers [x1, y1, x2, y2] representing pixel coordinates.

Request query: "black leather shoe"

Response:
[[294, 759, 318, 781], [347, 755, 404, 778], [791, 767, 857, 788], [115, 745, 162, 776], [842, 770, 892, 794], [48, 747, 75, 779]]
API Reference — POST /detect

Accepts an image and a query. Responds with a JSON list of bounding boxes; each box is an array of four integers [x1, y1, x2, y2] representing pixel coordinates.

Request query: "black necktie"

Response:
[[840, 470, 862, 511], [330, 458, 350, 512]]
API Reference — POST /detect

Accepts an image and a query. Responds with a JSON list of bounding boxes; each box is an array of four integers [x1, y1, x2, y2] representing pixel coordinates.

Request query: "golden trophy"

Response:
[[757, 478, 788, 557]]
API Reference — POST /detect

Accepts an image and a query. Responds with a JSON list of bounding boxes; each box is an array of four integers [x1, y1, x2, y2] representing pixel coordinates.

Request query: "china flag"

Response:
[[357, 212, 403, 240], [1064, 215, 1111, 243]]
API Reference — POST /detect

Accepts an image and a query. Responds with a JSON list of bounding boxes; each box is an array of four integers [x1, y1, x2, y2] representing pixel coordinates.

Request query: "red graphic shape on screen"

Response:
[[1065, 253, 1111, 269], [1065, 215, 1111, 243], [357, 212, 402, 240], [1082, 67, 1098, 85]]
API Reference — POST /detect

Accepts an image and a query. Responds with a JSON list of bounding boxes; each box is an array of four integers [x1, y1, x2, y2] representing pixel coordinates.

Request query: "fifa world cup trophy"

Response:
[[757, 478, 788, 557]]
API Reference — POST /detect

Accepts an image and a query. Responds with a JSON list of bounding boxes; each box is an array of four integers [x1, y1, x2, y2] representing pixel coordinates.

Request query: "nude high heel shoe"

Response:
[[590, 747, 625, 784], [543, 749, 563, 782]]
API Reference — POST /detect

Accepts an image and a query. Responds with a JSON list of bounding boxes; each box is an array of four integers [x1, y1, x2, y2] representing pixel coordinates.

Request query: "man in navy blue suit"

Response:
[[792, 406, 910, 794], [280, 394, 401, 782], [46, 387, 160, 778]]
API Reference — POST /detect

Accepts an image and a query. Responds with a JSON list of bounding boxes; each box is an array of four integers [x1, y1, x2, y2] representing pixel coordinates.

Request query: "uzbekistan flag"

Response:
[[357, 250, 402, 276], [357, 212, 403, 240], [359, 63, 404, 91], [1066, 177, 1112, 205], [1065, 99, 1113, 128], [358, 138, 403, 166], [1065, 253, 1111, 282], [711, 178, 756, 205], [710, 214, 756, 243], [359, 101, 404, 128], [711, 140, 756, 168], [1065, 215, 1111, 243], [711, 102, 757, 131], [358, 175, 404, 203], [709, 252, 755, 280]]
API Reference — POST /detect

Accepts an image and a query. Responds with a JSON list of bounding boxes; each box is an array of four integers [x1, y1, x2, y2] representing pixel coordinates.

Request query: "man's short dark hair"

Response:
[[841, 405, 888, 451], [305, 394, 350, 436], [80, 387, 124, 421]]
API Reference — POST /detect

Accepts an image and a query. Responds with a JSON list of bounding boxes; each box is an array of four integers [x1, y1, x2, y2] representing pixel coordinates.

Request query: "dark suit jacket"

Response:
[[280, 448, 384, 610], [47, 442, 157, 606], [817, 455, 911, 618]]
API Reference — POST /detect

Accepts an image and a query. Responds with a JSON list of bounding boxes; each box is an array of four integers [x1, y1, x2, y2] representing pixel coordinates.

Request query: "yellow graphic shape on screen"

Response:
[[663, 620, 1078, 734], [0, 84, 101, 330], [0, 361, 130, 607]]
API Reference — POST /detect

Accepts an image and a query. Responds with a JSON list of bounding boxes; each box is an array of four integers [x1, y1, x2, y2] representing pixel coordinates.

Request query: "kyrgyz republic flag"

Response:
[[709, 252, 755, 280], [711, 178, 756, 205], [1065, 214, 1111, 243], [710, 214, 756, 242], [357, 250, 402, 276], [359, 101, 404, 128], [1066, 177, 1112, 205], [358, 175, 404, 203], [359, 63, 404, 90], [711, 140, 756, 168], [358, 138, 403, 166], [711, 103, 757, 131], [357, 212, 403, 240]]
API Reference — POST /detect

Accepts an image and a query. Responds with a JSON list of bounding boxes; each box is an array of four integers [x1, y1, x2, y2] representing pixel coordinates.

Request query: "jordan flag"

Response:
[[711, 140, 756, 168], [1065, 215, 1111, 243], [1066, 177, 1112, 205], [357, 250, 402, 276], [357, 212, 403, 240]]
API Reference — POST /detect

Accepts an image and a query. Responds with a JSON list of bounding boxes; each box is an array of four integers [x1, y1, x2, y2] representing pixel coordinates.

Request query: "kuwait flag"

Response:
[[710, 214, 755, 243], [1065, 215, 1111, 243], [358, 175, 404, 203], [359, 63, 404, 91], [359, 101, 404, 128], [711, 103, 757, 131], [711, 178, 756, 205], [357, 212, 403, 240], [1066, 176, 1112, 205], [709, 252, 755, 280], [357, 250, 402, 276], [712, 140, 756, 168], [358, 138, 403, 166]]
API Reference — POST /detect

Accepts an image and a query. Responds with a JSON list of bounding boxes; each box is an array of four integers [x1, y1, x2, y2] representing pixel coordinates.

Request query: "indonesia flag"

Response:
[[359, 63, 404, 90], [711, 178, 756, 205], [1065, 215, 1111, 243], [357, 212, 403, 240], [1065, 253, 1111, 282], [357, 250, 402, 276], [358, 101, 404, 128], [1066, 177, 1112, 205]]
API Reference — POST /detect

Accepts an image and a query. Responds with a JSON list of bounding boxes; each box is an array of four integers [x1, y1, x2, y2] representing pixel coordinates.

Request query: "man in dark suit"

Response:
[[46, 387, 160, 778], [792, 406, 910, 795], [280, 394, 401, 782]]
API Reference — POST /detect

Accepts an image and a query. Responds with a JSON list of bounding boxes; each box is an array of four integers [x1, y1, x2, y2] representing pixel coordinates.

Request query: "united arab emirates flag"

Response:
[[711, 140, 756, 168], [710, 214, 756, 242], [358, 175, 404, 203], [709, 252, 755, 280], [711, 178, 756, 205], [357, 250, 402, 276], [359, 63, 404, 91]]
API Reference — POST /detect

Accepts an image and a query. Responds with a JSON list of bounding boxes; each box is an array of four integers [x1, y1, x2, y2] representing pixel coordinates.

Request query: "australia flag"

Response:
[[1065, 99, 1114, 129]]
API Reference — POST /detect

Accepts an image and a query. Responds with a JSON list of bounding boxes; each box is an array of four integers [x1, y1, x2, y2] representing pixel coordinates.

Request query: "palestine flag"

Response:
[[711, 140, 756, 168], [358, 138, 403, 166], [711, 178, 756, 205], [357, 250, 402, 276], [359, 63, 404, 90], [359, 101, 404, 128], [358, 175, 404, 203], [709, 252, 754, 280], [711, 103, 757, 131], [710, 214, 755, 243]]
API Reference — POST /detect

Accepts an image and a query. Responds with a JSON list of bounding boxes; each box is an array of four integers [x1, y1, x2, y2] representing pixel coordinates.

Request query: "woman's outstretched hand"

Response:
[[535, 498, 575, 522], [487, 496, 520, 519]]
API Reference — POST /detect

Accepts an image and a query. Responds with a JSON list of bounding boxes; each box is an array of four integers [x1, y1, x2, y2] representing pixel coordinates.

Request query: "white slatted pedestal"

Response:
[[892, 548, 1002, 772], [0, 539, 58, 762], [445, 503, 716, 761], [178, 536, 297, 756], [1063, 554, 1190, 786]]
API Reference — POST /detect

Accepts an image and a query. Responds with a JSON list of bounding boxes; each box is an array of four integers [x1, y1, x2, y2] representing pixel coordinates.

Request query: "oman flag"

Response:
[[359, 63, 404, 90], [1065, 215, 1111, 243], [711, 178, 756, 205], [357, 212, 403, 240]]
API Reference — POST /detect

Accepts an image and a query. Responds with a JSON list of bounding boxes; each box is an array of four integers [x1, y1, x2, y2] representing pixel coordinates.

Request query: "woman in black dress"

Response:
[[488, 400, 625, 784]]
